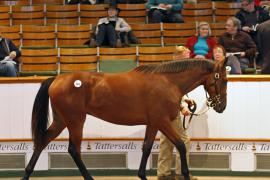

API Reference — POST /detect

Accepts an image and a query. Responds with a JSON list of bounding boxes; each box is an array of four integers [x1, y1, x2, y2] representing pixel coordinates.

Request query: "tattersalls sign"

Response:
[[1, 140, 270, 153]]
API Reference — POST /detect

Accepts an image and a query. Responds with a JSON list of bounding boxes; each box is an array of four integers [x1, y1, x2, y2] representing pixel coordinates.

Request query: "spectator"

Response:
[[146, 0, 184, 23], [186, 21, 217, 59], [157, 45, 197, 180], [236, 0, 269, 45], [173, 45, 191, 60], [0, 31, 21, 77], [218, 17, 257, 74], [257, 20, 270, 74], [213, 45, 226, 62], [87, 6, 132, 48]]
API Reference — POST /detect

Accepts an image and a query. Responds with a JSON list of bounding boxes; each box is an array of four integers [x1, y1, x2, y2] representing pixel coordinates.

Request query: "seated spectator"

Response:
[[146, 0, 184, 23], [86, 6, 133, 48], [0, 31, 21, 77], [257, 20, 270, 74], [186, 22, 216, 59], [236, 0, 269, 45], [213, 45, 226, 62], [213, 45, 232, 73], [218, 17, 257, 74]]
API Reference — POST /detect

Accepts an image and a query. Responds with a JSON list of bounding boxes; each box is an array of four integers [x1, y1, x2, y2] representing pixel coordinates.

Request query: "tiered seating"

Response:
[[117, 4, 146, 24], [99, 47, 137, 72], [32, 0, 64, 5], [20, 48, 58, 76], [0, 6, 10, 26], [46, 4, 79, 25], [59, 48, 97, 73], [182, 2, 213, 22], [21, 25, 56, 48], [11, 5, 45, 25], [162, 22, 196, 46], [210, 22, 226, 38], [0, 1, 254, 75], [80, 4, 108, 25], [138, 46, 176, 65], [0, 25, 21, 47], [57, 24, 92, 47], [214, 2, 241, 22], [0, 0, 29, 6], [131, 23, 162, 46]]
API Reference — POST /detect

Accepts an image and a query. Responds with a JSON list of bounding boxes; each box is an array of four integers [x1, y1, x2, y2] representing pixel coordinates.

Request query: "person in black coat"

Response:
[[236, 0, 270, 45], [257, 20, 270, 74], [0, 31, 21, 77]]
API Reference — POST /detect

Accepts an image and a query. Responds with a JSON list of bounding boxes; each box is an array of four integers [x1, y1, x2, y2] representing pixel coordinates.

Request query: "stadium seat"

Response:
[[162, 22, 196, 46], [138, 46, 176, 65], [20, 48, 58, 76], [56, 24, 92, 48], [117, 4, 146, 24], [214, 2, 241, 22], [0, 6, 11, 26], [182, 2, 213, 22], [59, 48, 98, 73], [0, 25, 21, 47], [46, 4, 79, 25], [99, 47, 137, 73], [80, 4, 108, 25], [21, 25, 56, 48], [11, 5, 45, 25], [130, 23, 162, 46]]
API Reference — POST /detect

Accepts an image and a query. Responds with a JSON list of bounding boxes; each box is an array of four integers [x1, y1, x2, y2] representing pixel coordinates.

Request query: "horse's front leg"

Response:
[[138, 125, 158, 180], [159, 121, 190, 180]]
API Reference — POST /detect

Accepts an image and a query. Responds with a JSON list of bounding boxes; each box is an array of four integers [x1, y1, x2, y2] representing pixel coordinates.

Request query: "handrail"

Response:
[[1, 75, 270, 84]]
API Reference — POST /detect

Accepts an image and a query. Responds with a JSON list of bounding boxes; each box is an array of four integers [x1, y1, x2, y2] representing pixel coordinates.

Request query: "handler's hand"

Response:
[[184, 99, 195, 106], [181, 107, 191, 116]]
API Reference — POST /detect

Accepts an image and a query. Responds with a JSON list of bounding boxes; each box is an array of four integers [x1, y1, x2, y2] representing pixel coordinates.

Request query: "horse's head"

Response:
[[204, 58, 228, 113]]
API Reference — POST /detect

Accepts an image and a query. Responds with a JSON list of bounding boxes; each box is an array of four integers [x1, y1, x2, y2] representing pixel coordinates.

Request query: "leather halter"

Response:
[[183, 72, 221, 130]]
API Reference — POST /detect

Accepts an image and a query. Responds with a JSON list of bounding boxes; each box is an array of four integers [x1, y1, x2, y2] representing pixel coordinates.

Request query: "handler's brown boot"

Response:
[[157, 175, 174, 180], [175, 174, 198, 180]]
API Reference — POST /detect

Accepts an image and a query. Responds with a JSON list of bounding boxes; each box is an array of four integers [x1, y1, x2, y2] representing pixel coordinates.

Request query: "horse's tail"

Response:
[[32, 77, 55, 149]]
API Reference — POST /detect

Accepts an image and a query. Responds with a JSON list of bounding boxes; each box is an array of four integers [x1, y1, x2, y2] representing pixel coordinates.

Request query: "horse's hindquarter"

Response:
[[87, 71, 180, 126]]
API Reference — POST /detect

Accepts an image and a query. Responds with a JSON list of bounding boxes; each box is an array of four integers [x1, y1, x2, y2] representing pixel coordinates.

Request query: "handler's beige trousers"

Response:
[[157, 116, 190, 176]]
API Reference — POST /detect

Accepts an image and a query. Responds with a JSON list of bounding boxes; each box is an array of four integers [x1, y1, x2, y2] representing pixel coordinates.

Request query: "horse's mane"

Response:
[[134, 59, 215, 74]]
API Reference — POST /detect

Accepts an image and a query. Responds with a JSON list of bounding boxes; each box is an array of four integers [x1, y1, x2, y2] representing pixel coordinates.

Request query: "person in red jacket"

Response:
[[186, 21, 217, 59]]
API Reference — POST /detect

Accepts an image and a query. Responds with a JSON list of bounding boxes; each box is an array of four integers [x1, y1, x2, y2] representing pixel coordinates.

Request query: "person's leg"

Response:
[[95, 24, 107, 47], [239, 57, 250, 72], [157, 133, 174, 178], [0, 61, 17, 77], [226, 55, 242, 74], [106, 24, 117, 47], [168, 12, 184, 23], [157, 132, 174, 178], [174, 116, 198, 180], [148, 10, 164, 23]]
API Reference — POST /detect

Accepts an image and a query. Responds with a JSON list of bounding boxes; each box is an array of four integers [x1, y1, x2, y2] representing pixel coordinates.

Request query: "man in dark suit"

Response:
[[257, 20, 270, 74]]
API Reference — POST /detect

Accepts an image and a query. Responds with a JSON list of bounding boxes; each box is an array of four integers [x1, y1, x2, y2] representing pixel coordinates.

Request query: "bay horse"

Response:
[[21, 58, 228, 180]]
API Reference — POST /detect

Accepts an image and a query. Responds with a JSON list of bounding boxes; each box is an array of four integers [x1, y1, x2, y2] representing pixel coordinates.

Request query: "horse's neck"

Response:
[[165, 71, 208, 95]]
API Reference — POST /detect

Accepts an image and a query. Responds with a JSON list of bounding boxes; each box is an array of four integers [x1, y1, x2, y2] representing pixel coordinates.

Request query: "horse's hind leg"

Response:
[[159, 122, 190, 180], [66, 116, 93, 180], [22, 111, 65, 180], [138, 125, 158, 180]]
